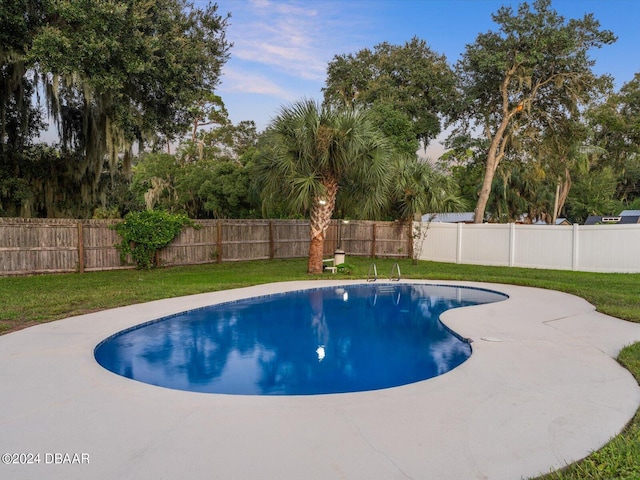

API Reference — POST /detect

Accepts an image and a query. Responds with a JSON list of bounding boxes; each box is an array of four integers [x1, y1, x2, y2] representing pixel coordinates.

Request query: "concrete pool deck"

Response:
[[1, 280, 640, 480]]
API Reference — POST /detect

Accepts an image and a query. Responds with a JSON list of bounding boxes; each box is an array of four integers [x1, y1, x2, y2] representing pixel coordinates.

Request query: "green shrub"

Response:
[[336, 263, 354, 275], [112, 210, 195, 269]]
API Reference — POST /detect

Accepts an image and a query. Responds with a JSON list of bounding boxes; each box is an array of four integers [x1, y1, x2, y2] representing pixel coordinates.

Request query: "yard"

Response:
[[1, 257, 639, 478]]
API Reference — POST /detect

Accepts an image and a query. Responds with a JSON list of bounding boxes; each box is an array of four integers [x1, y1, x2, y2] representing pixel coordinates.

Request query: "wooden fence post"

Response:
[[77, 222, 85, 273], [216, 220, 223, 263], [371, 223, 376, 258], [269, 221, 275, 259]]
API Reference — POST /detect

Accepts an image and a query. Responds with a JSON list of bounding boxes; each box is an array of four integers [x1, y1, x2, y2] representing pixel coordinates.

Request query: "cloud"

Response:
[[218, 68, 297, 101], [222, 0, 359, 83], [202, 0, 377, 129], [248, 0, 270, 8]]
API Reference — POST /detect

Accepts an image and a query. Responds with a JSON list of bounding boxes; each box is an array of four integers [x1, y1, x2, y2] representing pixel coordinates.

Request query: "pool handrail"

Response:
[[367, 263, 378, 282]]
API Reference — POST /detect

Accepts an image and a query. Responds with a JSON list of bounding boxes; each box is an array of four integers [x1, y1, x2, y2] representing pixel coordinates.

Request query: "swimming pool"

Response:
[[95, 284, 507, 395]]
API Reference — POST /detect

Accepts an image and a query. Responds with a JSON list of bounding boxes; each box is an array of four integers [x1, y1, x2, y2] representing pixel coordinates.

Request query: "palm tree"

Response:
[[388, 154, 468, 221], [261, 99, 393, 274]]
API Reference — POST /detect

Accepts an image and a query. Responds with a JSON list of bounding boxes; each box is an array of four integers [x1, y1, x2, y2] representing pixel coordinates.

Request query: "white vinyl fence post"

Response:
[[509, 223, 516, 267], [572, 223, 579, 271], [456, 222, 463, 264]]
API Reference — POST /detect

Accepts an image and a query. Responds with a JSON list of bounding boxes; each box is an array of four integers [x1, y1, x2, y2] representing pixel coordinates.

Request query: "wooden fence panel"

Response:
[[159, 221, 218, 266], [333, 220, 409, 258], [0, 217, 410, 275], [342, 222, 373, 257], [83, 220, 130, 272], [273, 220, 311, 259], [372, 222, 411, 258], [221, 220, 271, 261], [0, 218, 79, 274]]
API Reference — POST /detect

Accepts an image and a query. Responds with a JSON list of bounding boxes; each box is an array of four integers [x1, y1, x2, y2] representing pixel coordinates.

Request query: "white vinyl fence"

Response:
[[413, 222, 640, 273]]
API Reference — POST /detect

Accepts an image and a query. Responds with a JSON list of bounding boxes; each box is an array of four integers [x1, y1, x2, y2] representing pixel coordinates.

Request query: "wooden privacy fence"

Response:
[[0, 218, 411, 276]]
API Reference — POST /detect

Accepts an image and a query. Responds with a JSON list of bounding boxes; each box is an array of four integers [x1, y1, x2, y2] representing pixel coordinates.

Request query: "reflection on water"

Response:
[[95, 285, 507, 395]]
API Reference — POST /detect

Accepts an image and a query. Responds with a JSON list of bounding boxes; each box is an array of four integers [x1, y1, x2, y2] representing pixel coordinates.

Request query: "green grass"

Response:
[[1, 257, 640, 478], [0, 259, 312, 332], [3, 258, 639, 331]]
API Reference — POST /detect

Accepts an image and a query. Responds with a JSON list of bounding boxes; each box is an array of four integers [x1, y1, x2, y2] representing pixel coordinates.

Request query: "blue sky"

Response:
[[207, 0, 639, 154]]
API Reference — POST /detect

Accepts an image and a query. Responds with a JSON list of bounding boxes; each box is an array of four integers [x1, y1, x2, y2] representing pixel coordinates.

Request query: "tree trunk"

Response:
[[475, 121, 510, 223], [475, 155, 499, 223], [553, 169, 571, 224], [307, 231, 325, 274], [307, 179, 339, 274], [474, 71, 520, 224], [552, 183, 560, 225]]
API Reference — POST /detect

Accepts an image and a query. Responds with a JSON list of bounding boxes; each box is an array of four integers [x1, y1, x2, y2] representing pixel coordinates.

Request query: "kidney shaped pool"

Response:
[[94, 284, 507, 395]]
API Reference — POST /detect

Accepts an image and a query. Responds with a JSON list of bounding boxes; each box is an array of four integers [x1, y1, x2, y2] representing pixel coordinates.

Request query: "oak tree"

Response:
[[323, 37, 456, 151], [451, 0, 615, 223], [0, 0, 231, 217]]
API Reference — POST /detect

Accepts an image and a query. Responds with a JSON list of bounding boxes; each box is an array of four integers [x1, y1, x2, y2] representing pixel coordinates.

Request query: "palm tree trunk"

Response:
[[307, 179, 338, 274], [307, 231, 326, 274]]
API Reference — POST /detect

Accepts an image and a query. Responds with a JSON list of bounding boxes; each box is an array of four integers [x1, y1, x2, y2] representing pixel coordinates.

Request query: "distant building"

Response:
[[517, 213, 570, 225], [532, 218, 571, 226], [421, 212, 476, 223], [584, 210, 640, 225], [620, 210, 640, 217], [421, 212, 571, 225]]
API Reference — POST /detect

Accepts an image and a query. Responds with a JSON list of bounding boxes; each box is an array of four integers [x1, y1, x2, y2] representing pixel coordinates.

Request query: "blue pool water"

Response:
[[95, 284, 507, 395]]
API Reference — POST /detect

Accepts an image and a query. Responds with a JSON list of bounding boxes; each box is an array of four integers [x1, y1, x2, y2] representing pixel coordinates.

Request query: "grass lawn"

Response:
[[1, 257, 639, 478]]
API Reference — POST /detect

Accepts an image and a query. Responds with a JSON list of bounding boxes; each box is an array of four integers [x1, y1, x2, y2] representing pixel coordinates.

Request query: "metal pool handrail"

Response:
[[367, 263, 378, 282], [390, 262, 401, 281]]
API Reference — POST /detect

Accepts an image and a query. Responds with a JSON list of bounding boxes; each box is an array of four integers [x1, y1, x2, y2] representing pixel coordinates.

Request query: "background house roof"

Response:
[[533, 218, 571, 225], [584, 215, 640, 225], [422, 212, 476, 223]]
